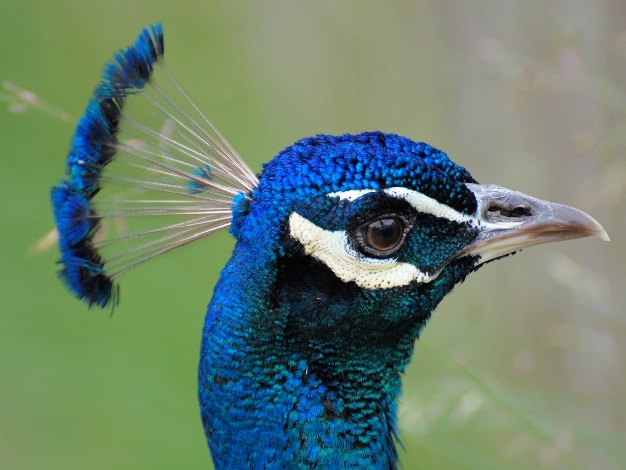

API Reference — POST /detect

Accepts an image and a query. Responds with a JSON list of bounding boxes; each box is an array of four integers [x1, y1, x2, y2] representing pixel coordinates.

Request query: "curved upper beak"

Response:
[[459, 183, 609, 265]]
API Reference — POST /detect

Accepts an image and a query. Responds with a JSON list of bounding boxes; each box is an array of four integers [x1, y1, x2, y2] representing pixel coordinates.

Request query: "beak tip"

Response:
[[596, 228, 610, 242], [583, 213, 609, 242]]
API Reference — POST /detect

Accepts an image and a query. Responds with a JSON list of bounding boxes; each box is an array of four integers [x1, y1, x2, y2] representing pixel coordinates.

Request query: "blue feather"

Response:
[[51, 24, 164, 308], [99, 24, 164, 98], [188, 163, 213, 194], [57, 251, 115, 307], [50, 186, 94, 247]]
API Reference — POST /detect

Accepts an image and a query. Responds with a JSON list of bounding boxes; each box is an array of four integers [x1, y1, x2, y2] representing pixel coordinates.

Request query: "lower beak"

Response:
[[459, 183, 609, 265]]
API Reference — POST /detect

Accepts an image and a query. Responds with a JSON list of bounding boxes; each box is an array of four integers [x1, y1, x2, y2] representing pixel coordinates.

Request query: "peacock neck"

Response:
[[199, 238, 425, 469]]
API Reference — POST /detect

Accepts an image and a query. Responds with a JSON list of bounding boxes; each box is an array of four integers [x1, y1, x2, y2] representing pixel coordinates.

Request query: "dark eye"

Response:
[[355, 216, 408, 258]]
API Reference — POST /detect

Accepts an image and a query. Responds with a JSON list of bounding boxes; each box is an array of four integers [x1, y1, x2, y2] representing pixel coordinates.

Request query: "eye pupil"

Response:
[[365, 218, 403, 251], [354, 215, 409, 258]]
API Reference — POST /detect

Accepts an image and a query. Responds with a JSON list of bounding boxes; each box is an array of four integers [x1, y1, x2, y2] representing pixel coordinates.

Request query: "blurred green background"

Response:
[[0, 1, 624, 469]]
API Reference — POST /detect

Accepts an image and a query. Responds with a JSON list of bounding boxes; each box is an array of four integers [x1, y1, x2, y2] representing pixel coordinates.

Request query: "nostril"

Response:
[[508, 206, 532, 217], [487, 204, 532, 218]]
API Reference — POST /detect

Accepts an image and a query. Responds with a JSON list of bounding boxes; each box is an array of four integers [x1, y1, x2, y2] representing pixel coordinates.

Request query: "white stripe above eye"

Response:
[[288, 212, 439, 290], [288, 187, 524, 291], [328, 187, 521, 231]]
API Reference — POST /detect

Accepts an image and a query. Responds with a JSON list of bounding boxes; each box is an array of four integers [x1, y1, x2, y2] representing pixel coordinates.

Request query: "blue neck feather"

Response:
[[199, 133, 477, 469]]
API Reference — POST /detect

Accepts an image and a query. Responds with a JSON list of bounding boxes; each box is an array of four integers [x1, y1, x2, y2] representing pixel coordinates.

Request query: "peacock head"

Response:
[[228, 131, 608, 343]]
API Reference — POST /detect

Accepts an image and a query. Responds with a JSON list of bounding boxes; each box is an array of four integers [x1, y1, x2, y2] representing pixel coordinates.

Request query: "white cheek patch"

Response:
[[288, 212, 438, 290], [291, 186, 524, 291]]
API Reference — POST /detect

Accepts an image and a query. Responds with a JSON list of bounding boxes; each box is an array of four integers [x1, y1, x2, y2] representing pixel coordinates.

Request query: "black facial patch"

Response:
[[394, 214, 479, 276]]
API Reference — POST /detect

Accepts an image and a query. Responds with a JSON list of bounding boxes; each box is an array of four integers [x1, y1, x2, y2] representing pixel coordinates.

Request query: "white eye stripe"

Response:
[[288, 187, 522, 290], [288, 212, 440, 290], [327, 187, 521, 231], [326, 189, 375, 202], [383, 187, 472, 225]]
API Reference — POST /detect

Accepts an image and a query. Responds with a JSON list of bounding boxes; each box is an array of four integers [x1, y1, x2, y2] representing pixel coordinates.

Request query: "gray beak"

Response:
[[459, 183, 609, 265]]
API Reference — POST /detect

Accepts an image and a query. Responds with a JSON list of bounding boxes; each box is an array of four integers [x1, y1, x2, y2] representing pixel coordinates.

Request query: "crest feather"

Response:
[[51, 24, 257, 307]]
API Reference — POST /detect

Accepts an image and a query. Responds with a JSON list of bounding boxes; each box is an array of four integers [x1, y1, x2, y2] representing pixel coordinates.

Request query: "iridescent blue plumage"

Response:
[[51, 26, 608, 470], [100, 24, 164, 98], [51, 24, 164, 307], [188, 164, 214, 194], [199, 132, 481, 469]]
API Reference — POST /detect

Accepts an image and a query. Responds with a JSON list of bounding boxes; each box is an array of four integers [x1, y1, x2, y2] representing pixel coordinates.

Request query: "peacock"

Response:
[[51, 25, 608, 469]]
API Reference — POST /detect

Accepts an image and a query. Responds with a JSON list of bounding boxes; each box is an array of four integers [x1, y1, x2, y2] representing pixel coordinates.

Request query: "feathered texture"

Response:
[[52, 25, 607, 470], [199, 132, 481, 469], [100, 24, 164, 99], [51, 25, 164, 307], [51, 24, 256, 308]]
